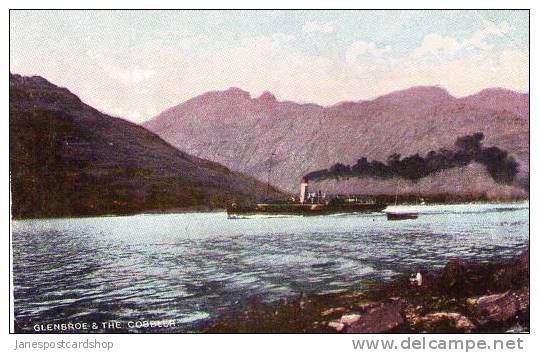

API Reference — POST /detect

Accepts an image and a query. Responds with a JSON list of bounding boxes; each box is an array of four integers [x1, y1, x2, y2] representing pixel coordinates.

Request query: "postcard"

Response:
[[9, 9, 529, 338]]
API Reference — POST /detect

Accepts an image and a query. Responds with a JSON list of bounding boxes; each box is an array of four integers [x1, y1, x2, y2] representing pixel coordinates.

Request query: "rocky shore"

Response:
[[203, 250, 529, 333]]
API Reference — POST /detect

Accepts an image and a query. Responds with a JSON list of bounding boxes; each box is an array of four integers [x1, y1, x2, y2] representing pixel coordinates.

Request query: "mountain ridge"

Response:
[[148, 85, 528, 114], [10, 73, 283, 218], [143, 84, 529, 197]]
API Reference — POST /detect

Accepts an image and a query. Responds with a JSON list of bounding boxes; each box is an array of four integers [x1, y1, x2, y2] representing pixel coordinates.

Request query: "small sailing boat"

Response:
[[386, 211, 419, 220], [385, 179, 419, 220]]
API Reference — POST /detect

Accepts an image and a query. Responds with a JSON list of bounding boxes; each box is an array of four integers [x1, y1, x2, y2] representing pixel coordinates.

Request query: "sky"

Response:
[[10, 10, 529, 123]]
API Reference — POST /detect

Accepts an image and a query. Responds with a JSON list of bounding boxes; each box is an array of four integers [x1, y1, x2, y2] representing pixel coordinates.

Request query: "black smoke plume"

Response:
[[305, 133, 519, 184]]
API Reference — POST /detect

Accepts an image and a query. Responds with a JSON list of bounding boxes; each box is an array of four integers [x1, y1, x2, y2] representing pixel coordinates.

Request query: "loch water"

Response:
[[12, 202, 529, 332]]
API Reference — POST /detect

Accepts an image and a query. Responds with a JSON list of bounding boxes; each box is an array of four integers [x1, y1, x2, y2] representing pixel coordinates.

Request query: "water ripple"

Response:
[[12, 202, 529, 332]]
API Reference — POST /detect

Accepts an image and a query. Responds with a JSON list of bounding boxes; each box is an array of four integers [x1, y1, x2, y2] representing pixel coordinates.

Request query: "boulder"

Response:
[[508, 250, 529, 288], [341, 314, 362, 326], [325, 300, 405, 333], [345, 301, 404, 333], [417, 312, 476, 333], [474, 290, 527, 325], [314, 289, 349, 297], [327, 320, 345, 332], [490, 252, 529, 291], [516, 250, 529, 271], [320, 307, 347, 318]]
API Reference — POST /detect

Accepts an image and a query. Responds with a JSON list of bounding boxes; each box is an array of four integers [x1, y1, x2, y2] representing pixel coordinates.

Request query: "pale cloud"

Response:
[[10, 12, 527, 123], [88, 33, 528, 120], [370, 48, 528, 99], [302, 21, 333, 34], [199, 31, 527, 105], [240, 33, 295, 51], [464, 20, 511, 50], [413, 34, 462, 58], [414, 20, 513, 59], [87, 50, 156, 87], [346, 41, 391, 65], [112, 66, 156, 86]]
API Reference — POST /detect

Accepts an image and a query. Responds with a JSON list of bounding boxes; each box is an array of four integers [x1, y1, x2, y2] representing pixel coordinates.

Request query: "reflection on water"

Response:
[[12, 202, 529, 332]]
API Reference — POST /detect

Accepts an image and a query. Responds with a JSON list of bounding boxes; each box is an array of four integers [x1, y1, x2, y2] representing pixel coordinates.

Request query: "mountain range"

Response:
[[9, 74, 281, 218], [10, 73, 529, 219], [143, 85, 529, 198]]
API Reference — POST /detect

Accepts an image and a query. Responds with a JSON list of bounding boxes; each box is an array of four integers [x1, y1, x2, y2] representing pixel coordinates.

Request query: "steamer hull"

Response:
[[227, 202, 387, 216], [230, 176, 386, 216]]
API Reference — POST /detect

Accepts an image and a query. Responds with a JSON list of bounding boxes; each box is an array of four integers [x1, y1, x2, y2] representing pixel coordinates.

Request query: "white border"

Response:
[[2, 2, 535, 352]]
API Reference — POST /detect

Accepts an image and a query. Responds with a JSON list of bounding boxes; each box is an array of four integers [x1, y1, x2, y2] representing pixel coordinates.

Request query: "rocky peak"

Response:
[[374, 86, 454, 105], [257, 91, 278, 104], [222, 87, 251, 99]]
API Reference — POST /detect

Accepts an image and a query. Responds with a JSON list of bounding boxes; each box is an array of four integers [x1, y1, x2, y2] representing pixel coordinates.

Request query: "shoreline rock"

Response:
[[203, 250, 528, 333]]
